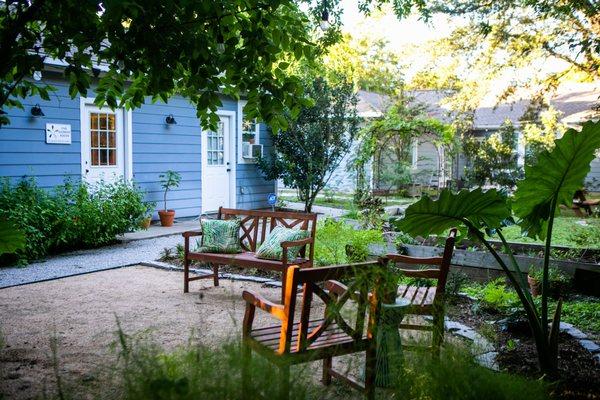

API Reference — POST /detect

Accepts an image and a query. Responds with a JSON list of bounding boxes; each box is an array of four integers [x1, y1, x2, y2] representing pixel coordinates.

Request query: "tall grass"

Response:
[[41, 327, 548, 400], [394, 347, 549, 400]]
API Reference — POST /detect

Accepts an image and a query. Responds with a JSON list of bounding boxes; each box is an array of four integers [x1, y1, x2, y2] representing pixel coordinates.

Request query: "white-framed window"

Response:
[[238, 100, 260, 163]]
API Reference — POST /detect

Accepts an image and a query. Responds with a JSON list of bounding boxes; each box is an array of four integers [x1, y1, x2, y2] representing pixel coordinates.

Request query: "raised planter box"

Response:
[[368, 240, 600, 295], [401, 244, 598, 274]]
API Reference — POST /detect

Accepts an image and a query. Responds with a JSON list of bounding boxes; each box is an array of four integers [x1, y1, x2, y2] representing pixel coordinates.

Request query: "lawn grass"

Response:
[[488, 217, 600, 248]]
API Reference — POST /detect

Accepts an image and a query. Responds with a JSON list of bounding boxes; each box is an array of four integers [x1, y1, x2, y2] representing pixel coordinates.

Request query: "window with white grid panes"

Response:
[[89, 112, 117, 166], [206, 121, 225, 165]]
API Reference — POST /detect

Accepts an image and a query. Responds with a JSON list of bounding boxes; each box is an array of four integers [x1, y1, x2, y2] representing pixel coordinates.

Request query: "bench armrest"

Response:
[[182, 230, 202, 238], [325, 280, 348, 296], [242, 290, 285, 321], [280, 237, 314, 248]]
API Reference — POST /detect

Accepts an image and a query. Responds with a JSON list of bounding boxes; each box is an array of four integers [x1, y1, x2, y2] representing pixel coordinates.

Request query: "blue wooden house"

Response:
[[0, 68, 276, 219]]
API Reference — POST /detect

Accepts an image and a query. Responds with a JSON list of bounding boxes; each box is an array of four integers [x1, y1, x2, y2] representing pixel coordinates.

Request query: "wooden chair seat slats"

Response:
[[397, 285, 437, 307], [182, 207, 317, 299], [250, 319, 366, 354]]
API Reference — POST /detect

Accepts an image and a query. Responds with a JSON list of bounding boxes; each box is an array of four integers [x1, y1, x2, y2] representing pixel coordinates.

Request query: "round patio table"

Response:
[[375, 297, 411, 388]]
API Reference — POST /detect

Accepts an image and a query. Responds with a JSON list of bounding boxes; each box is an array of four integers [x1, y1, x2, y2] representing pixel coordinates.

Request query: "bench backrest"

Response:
[[278, 260, 385, 354], [217, 207, 318, 259]]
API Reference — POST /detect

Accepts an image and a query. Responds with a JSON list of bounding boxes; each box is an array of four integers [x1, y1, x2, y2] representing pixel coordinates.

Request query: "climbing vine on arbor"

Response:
[[352, 92, 455, 196]]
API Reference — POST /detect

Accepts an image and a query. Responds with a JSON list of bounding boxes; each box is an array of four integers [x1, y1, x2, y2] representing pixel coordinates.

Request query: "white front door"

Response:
[[81, 103, 125, 184], [202, 116, 232, 213]]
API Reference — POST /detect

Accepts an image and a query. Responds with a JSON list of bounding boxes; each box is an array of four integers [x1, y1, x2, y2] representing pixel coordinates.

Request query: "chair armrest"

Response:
[[182, 230, 202, 238], [242, 290, 285, 320], [325, 280, 363, 303], [281, 237, 314, 249]]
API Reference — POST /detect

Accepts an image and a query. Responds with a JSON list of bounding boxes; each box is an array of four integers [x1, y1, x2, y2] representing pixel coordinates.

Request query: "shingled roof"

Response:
[[357, 83, 600, 129]]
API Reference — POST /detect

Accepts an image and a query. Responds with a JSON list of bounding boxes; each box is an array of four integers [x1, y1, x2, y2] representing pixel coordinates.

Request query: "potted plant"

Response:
[[139, 201, 156, 230], [158, 170, 181, 227], [527, 265, 571, 298]]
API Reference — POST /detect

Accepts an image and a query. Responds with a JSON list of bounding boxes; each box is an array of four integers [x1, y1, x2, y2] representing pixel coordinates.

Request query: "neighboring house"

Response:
[[327, 84, 600, 193], [0, 65, 275, 219]]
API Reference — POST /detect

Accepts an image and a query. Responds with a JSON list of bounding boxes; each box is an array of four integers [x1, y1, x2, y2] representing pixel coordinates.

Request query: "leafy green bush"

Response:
[[356, 195, 385, 229], [446, 271, 470, 297], [0, 178, 67, 263], [0, 177, 147, 265], [68, 181, 147, 246], [464, 278, 520, 313], [394, 230, 417, 248], [314, 218, 383, 266]]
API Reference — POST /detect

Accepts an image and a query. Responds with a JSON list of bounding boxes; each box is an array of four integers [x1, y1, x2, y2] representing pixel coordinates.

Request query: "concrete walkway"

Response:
[[117, 220, 199, 242], [0, 234, 185, 289], [284, 201, 408, 218], [284, 201, 349, 218]]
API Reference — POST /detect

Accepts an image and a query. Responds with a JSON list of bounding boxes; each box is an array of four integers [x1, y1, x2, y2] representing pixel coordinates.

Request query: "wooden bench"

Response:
[[182, 207, 317, 299], [241, 261, 386, 399]]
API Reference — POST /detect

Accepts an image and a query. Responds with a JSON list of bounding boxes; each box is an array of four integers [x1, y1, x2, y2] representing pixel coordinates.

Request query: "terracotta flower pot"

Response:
[[158, 209, 175, 227], [140, 217, 152, 230], [528, 275, 541, 296]]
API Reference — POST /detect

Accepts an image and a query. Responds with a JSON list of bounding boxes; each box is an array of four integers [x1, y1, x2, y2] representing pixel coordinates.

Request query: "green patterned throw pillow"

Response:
[[197, 219, 242, 254], [256, 226, 309, 261]]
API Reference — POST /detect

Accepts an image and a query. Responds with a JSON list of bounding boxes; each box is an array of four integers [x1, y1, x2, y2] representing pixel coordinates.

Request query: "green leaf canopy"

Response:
[[395, 188, 511, 237], [514, 120, 600, 238]]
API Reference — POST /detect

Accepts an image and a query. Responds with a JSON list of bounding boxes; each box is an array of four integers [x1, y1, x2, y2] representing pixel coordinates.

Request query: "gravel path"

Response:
[[284, 201, 408, 218], [0, 235, 183, 288]]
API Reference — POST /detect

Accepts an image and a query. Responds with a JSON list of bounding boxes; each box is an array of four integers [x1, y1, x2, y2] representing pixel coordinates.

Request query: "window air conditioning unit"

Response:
[[242, 143, 263, 159]]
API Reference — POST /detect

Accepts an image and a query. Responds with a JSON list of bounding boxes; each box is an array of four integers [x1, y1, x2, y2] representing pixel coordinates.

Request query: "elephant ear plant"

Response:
[[395, 120, 600, 377]]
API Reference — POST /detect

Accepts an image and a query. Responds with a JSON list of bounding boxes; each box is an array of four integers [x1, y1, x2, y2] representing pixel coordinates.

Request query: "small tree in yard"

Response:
[[463, 120, 522, 188], [158, 170, 181, 227], [257, 78, 359, 213]]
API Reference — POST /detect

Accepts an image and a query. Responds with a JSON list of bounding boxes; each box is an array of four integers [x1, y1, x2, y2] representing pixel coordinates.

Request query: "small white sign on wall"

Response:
[[45, 123, 72, 144]]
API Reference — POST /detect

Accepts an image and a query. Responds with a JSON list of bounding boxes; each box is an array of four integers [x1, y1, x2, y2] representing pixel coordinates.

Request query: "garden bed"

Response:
[[446, 295, 600, 399]]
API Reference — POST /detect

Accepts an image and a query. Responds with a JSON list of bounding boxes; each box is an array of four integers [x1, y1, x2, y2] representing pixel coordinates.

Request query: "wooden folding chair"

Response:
[[382, 229, 457, 356], [241, 261, 386, 400]]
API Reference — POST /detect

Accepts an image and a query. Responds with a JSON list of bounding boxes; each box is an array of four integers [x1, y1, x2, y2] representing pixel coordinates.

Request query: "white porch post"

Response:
[[516, 130, 525, 167]]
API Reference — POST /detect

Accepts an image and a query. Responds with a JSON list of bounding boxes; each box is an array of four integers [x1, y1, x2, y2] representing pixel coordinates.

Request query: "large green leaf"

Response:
[[0, 219, 25, 256], [395, 188, 511, 237], [514, 121, 600, 238]]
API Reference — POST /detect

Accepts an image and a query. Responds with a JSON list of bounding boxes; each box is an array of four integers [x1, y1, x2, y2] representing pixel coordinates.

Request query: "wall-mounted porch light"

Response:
[[30, 104, 45, 117], [320, 2, 330, 31], [216, 33, 225, 54], [165, 114, 177, 124]]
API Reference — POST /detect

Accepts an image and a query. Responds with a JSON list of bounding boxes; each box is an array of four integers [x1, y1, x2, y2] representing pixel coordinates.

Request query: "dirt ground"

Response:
[[0, 265, 300, 399]]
